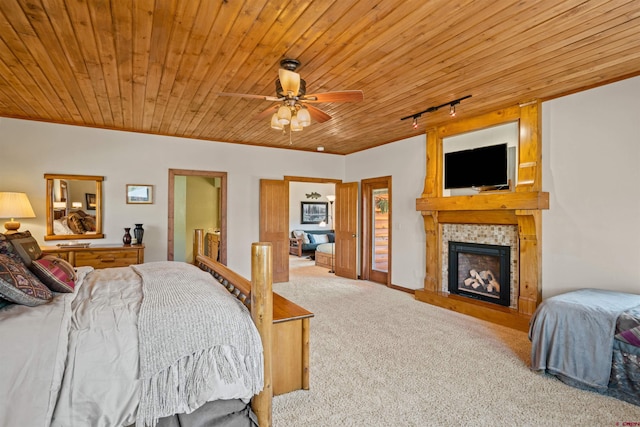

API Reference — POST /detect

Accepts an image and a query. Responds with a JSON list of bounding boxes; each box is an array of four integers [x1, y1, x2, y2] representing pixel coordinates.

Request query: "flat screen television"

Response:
[[444, 143, 508, 189]]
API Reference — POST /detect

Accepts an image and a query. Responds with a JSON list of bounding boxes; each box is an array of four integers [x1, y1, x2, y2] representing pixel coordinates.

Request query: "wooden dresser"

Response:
[[41, 244, 145, 269]]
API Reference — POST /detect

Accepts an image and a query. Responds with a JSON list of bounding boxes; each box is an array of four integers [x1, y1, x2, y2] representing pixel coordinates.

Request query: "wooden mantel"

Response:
[[415, 191, 549, 212], [415, 102, 549, 332]]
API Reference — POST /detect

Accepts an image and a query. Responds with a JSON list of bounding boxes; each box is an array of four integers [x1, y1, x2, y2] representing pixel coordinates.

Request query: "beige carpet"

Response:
[[271, 256, 640, 426]]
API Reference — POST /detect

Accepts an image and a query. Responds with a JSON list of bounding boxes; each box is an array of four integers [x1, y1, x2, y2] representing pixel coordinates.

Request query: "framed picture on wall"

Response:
[[85, 193, 96, 210], [126, 184, 154, 204], [301, 201, 328, 224]]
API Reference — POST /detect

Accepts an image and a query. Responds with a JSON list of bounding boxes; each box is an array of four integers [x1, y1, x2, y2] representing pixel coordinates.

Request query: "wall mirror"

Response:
[[44, 174, 104, 240]]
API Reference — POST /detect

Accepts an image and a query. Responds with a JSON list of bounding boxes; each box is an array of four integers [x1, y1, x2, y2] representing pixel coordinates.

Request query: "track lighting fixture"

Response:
[[401, 95, 471, 128]]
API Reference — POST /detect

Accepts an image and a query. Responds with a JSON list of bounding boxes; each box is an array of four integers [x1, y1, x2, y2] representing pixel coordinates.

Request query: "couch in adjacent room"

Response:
[[289, 229, 334, 257]]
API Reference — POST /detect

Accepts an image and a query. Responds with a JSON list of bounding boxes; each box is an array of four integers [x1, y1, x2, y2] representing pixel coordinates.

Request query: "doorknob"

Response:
[[352, 234, 357, 238]]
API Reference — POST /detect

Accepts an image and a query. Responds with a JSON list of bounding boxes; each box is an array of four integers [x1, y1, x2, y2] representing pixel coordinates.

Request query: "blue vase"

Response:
[[134, 224, 144, 245]]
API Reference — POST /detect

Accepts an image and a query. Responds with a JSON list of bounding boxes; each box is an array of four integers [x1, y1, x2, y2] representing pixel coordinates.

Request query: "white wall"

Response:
[[0, 118, 344, 277], [2, 74, 639, 296], [345, 135, 427, 290], [289, 182, 335, 231], [542, 75, 640, 298]]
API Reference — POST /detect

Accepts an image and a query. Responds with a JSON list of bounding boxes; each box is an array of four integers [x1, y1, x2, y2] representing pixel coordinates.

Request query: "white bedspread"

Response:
[[0, 264, 260, 427]]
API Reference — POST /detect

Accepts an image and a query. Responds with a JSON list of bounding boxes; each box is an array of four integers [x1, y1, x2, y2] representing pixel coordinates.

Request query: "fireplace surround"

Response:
[[414, 102, 549, 331]]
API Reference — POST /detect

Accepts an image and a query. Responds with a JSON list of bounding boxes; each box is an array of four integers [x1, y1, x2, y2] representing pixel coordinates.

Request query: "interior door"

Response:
[[361, 176, 391, 286], [259, 179, 289, 283], [334, 182, 358, 279]]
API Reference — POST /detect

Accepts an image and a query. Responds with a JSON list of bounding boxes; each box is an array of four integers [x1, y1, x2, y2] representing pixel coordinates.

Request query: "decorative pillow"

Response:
[[327, 233, 335, 243], [5, 230, 42, 266], [0, 234, 26, 265], [67, 212, 86, 234], [30, 255, 76, 293], [82, 215, 97, 232], [0, 254, 52, 306], [292, 230, 310, 244], [310, 234, 329, 244]]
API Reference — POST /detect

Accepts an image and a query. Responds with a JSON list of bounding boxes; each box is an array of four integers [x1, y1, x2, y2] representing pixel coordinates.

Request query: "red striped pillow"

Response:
[[29, 256, 76, 293]]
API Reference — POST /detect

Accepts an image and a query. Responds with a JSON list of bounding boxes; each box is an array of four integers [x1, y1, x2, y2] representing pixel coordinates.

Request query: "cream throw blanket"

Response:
[[132, 262, 264, 427]]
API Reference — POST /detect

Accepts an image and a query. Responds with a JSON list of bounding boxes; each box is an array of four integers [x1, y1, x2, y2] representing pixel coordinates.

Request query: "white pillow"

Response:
[[311, 234, 329, 244], [292, 230, 310, 244]]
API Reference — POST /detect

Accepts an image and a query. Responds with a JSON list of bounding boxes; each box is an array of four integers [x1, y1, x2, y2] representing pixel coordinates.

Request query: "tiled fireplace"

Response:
[[442, 224, 518, 308]]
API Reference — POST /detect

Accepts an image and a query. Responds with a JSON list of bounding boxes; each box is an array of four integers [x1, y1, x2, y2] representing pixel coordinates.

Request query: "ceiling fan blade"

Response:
[[254, 105, 279, 121], [302, 90, 364, 103], [218, 92, 283, 102], [278, 69, 300, 96], [306, 104, 332, 123]]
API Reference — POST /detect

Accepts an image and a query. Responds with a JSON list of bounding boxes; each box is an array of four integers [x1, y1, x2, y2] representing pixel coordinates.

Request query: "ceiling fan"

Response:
[[218, 59, 364, 132]]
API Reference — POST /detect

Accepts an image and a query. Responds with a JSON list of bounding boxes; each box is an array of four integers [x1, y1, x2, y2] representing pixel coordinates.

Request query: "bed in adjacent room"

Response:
[[529, 288, 640, 406], [0, 229, 273, 427], [314, 242, 334, 269]]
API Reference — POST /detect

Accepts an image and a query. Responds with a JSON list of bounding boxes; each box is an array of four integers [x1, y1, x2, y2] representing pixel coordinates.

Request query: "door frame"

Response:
[[284, 176, 342, 273], [168, 169, 227, 263], [361, 176, 392, 286]]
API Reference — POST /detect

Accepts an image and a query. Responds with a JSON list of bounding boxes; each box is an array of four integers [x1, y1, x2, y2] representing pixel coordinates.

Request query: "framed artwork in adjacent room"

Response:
[[301, 201, 328, 224]]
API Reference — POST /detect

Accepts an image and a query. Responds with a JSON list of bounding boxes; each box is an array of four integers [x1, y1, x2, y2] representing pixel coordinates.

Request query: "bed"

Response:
[[529, 288, 640, 406], [0, 229, 273, 427], [314, 242, 334, 269], [53, 210, 98, 235]]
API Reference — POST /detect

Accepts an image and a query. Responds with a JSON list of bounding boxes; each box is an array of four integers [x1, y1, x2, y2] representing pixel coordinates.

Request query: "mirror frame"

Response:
[[44, 173, 104, 240]]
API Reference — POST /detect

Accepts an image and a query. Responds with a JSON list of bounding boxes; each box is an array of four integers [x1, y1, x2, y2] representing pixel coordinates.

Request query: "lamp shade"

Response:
[[278, 68, 300, 96], [297, 107, 311, 127], [290, 115, 303, 132], [72, 202, 82, 209], [270, 113, 283, 130], [0, 192, 36, 233], [277, 105, 291, 125]]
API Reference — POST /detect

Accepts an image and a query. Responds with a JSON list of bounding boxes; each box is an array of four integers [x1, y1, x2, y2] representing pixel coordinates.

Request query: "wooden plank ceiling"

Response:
[[0, 0, 639, 155]]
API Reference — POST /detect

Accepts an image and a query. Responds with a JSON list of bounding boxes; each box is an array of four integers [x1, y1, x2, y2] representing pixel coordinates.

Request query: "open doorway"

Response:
[[288, 180, 337, 265], [260, 176, 358, 282], [168, 169, 227, 263]]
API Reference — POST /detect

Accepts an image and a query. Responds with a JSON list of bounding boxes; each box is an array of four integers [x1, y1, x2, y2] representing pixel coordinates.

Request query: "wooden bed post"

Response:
[[193, 229, 204, 265], [193, 230, 273, 426], [251, 242, 273, 427]]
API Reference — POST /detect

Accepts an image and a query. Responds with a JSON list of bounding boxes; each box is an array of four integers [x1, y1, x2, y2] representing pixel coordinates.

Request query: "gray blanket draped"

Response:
[[529, 288, 640, 391], [132, 262, 263, 427]]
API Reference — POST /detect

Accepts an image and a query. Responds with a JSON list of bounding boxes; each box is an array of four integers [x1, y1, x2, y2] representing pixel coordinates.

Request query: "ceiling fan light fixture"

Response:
[[279, 68, 301, 97], [290, 115, 303, 132], [270, 113, 283, 130], [297, 107, 311, 126], [277, 105, 291, 125]]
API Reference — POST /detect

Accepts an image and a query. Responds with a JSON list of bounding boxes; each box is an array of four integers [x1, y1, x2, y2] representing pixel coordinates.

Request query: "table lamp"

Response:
[[0, 192, 36, 234]]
